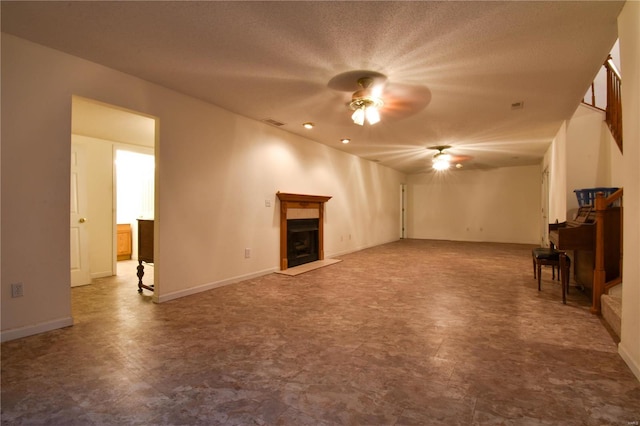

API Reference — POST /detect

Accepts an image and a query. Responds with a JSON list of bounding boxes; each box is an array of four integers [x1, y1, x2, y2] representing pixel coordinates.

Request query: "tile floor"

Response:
[[2, 239, 639, 425]]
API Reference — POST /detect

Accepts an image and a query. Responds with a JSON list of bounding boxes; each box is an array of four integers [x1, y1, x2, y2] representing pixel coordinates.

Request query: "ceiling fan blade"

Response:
[[380, 83, 432, 120], [449, 154, 473, 163]]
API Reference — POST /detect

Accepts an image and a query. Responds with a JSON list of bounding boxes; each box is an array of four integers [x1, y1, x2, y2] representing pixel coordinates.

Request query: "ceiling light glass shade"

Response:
[[432, 151, 452, 170], [350, 101, 383, 125], [433, 158, 450, 171], [365, 106, 381, 125], [351, 107, 365, 126]]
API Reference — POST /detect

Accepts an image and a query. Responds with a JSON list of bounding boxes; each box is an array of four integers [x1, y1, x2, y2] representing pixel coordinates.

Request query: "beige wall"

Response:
[[406, 165, 541, 244], [1, 34, 404, 339], [618, 0, 640, 381], [545, 104, 624, 225], [566, 104, 624, 214], [545, 121, 568, 224]]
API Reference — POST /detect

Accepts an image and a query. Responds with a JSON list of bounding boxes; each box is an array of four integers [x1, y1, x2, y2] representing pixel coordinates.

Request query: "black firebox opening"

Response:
[[287, 218, 319, 268]]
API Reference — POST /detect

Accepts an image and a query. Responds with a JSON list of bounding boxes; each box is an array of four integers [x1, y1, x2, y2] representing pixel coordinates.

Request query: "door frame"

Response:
[[541, 167, 550, 246], [400, 184, 407, 239]]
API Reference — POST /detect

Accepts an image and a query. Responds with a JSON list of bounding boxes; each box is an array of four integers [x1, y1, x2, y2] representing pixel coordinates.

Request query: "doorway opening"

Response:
[[115, 149, 155, 265], [70, 96, 157, 294]]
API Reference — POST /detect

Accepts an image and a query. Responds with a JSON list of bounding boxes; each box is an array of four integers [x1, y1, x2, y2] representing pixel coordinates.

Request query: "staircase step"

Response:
[[601, 293, 621, 339]]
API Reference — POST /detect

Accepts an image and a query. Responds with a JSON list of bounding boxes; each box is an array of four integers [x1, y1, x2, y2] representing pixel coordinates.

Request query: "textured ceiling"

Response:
[[1, 1, 623, 174]]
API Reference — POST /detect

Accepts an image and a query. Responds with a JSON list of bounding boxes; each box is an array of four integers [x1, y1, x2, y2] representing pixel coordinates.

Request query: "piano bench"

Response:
[[532, 248, 571, 304]]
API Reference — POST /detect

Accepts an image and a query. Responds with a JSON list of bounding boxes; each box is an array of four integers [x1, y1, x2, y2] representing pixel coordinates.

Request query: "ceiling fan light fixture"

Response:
[[429, 145, 454, 171], [349, 77, 384, 126]]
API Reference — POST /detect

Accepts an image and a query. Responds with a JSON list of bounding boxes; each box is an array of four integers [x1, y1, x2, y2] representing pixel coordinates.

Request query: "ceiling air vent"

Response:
[[511, 101, 524, 110], [262, 118, 285, 127]]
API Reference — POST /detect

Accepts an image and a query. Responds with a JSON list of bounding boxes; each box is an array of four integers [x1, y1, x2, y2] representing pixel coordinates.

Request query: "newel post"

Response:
[[591, 192, 606, 314]]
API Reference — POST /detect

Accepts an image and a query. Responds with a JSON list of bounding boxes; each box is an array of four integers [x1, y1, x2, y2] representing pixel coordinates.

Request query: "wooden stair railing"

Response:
[[581, 55, 622, 153], [604, 55, 623, 153], [592, 188, 623, 315]]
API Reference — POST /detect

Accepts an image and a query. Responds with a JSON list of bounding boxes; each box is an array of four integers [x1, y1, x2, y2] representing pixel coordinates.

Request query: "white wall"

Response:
[[566, 104, 623, 214], [406, 165, 541, 244], [545, 121, 568, 224], [618, 0, 640, 381], [1, 34, 404, 339], [545, 105, 624, 224]]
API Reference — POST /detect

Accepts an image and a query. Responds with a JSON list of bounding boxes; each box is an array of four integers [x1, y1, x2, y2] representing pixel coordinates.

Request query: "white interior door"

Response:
[[70, 142, 91, 286]]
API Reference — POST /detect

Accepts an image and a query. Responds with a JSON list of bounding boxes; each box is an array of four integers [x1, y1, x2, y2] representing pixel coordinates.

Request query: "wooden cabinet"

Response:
[[136, 219, 154, 293], [137, 219, 154, 264], [117, 224, 132, 261]]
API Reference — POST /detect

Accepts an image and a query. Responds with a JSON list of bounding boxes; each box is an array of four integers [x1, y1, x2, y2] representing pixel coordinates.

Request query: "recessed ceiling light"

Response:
[[302, 122, 314, 129], [341, 138, 350, 144]]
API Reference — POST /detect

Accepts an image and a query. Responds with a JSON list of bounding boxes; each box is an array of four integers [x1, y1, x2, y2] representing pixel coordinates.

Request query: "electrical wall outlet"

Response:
[[11, 282, 24, 298], [244, 248, 251, 258]]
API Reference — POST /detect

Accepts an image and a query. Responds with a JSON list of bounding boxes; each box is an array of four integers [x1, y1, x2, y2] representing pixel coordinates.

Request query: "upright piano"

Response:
[[549, 205, 621, 296], [137, 219, 154, 293]]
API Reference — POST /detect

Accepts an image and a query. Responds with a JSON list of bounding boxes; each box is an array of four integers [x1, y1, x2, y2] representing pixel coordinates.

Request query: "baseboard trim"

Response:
[[158, 239, 400, 303], [618, 341, 640, 382], [157, 267, 278, 303], [1, 316, 74, 343], [327, 239, 398, 258], [91, 270, 113, 280]]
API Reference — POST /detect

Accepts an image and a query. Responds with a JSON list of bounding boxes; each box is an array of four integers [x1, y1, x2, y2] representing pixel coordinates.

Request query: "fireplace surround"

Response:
[[276, 192, 331, 270]]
